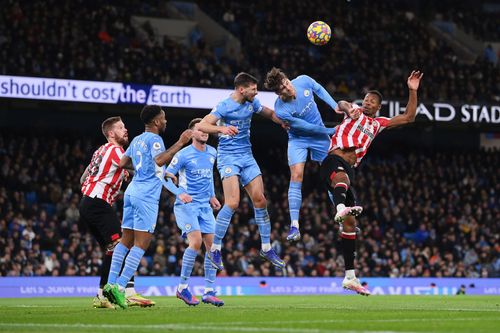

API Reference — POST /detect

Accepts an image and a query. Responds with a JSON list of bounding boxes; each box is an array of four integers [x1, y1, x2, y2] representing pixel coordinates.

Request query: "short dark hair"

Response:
[[140, 105, 163, 125], [367, 90, 383, 104], [188, 118, 202, 129], [101, 116, 122, 138], [264, 67, 288, 92], [234, 72, 258, 88]]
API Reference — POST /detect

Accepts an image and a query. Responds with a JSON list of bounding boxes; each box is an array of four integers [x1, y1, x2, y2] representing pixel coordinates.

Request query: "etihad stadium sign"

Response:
[[1, 75, 499, 124]]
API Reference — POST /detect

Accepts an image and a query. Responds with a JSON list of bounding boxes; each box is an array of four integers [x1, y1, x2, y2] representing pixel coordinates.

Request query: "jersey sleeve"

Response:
[[376, 117, 391, 134], [274, 101, 293, 122], [150, 135, 166, 159], [166, 151, 184, 176], [111, 147, 124, 165], [305, 75, 338, 110], [124, 145, 131, 157], [252, 98, 263, 114], [276, 101, 335, 135], [210, 101, 226, 120]]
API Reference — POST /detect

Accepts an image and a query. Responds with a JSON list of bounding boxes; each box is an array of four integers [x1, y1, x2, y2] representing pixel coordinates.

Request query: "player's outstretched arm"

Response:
[[198, 114, 238, 136], [155, 129, 193, 166], [310, 76, 338, 110], [259, 106, 288, 129], [387, 70, 424, 129], [337, 100, 362, 120]]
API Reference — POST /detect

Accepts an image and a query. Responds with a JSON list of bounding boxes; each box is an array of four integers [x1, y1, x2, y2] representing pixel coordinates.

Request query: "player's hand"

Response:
[[347, 106, 361, 120], [123, 170, 130, 181], [281, 121, 290, 131], [220, 126, 239, 136], [210, 197, 221, 210], [178, 193, 192, 204], [407, 70, 424, 91], [178, 129, 193, 145]]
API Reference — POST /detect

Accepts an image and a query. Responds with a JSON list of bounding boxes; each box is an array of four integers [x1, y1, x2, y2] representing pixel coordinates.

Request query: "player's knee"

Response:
[[342, 216, 356, 230], [225, 200, 239, 210], [189, 237, 202, 251], [290, 170, 303, 182], [332, 172, 349, 186], [252, 194, 267, 208]]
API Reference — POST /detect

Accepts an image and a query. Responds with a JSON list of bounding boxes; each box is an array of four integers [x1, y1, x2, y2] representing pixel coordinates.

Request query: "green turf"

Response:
[[0, 296, 499, 333]]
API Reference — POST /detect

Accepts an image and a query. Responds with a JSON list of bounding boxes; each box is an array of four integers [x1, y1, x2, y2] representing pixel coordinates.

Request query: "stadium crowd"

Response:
[[0, 130, 498, 279], [1, 0, 499, 102]]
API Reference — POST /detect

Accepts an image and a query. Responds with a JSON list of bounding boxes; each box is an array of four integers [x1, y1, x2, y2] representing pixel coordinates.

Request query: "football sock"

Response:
[[204, 252, 217, 290], [100, 250, 112, 288], [179, 247, 198, 286], [333, 182, 348, 208], [255, 207, 271, 249], [116, 246, 144, 288], [341, 232, 356, 271], [107, 242, 129, 284], [288, 181, 302, 228], [213, 205, 234, 247]]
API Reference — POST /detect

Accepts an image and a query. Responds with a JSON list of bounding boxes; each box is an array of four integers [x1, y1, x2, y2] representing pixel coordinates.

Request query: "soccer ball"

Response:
[[307, 21, 331, 46]]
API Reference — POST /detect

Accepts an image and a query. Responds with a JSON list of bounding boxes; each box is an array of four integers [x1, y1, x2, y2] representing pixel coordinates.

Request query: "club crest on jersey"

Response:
[[210, 157, 215, 164], [185, 224, 192, 231], [153, 142, 161, 150], [248, 105, 253, 112], [171, 157, 178, 165], [304, 90, 311, 97], [225, 167, 232, 174]]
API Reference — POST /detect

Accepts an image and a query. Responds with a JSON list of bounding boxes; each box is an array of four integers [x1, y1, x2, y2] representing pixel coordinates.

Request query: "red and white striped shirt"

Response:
[[329, 112, 390, 167], [81, 143, 126, 205]]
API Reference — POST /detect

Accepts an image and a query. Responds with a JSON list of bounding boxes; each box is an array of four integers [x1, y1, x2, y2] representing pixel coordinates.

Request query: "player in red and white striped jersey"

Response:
[[320, 70, 424, 295], [79, 116, 154, 308]]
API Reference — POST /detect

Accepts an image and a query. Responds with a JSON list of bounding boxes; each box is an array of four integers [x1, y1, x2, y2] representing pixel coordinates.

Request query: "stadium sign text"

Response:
[[1, 75, 499, 124]]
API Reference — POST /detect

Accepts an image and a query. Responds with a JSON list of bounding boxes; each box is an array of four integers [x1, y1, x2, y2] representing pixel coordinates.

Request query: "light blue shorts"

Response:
[[122, 194, 158, 233], [174, 203, 216, 235], [217, 153, 262, 187], [287, 136, 330, 166]]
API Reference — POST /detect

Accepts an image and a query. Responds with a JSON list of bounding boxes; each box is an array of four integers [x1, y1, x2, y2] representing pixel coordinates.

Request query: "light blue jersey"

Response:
[[122, 132, 166, 233], [124, 132, 166, 202], [274, 75, 337, 165], [166, 145, 217, 206], [166, 144, 218, 235], [210, 96, 263, 156]]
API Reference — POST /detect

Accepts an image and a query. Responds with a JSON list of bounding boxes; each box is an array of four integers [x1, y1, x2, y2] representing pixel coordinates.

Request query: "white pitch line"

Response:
[[0, 323, 424, 333]]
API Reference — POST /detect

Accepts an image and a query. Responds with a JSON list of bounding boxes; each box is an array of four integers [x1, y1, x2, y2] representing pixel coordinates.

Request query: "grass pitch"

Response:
[[0, 296, 499, 333]]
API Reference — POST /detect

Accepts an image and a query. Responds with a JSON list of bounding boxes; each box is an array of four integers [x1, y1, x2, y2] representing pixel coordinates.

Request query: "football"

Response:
[[306, 21, 331, 46]]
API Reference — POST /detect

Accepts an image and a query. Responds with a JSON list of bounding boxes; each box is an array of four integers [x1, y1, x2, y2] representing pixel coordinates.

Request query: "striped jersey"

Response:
[[329, 112, 390, 167], [81, 143, 126, 205]]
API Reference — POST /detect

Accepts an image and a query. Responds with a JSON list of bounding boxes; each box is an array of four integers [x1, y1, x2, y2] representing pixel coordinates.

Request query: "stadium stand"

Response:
[[0, 130, 498, 278], [1, 0, 499, 102]]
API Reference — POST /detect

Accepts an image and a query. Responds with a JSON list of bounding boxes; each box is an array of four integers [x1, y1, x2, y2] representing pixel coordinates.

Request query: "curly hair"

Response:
[[264, 67, 288, 92]]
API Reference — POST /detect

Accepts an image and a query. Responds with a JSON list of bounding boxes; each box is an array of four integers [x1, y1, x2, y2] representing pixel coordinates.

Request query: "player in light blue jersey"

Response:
[[164, 118, 224, 307], [197, 72, 287, 271], [103, 105, 192, 309], [265, 67, 338, 242]]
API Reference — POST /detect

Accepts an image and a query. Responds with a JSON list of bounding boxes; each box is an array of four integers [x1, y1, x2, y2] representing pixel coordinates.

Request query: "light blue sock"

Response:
[[288, 181, 302, 227], [254, 207, 271, 246], [180, 248, 198, 285], [116, 246, 144, 288], [204, 252, 217, 290], [107, 242, 129, 284], [214, 205, 234, 246]]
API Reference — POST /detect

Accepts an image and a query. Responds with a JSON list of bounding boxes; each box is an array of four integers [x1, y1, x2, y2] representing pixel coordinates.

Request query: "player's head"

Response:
[[141, 105, 167, 133], [234, 72, 259, 102], [101, 116, 128, 146], [264, 67, 293, 100], [188, 118, 208, 144], [362, 90, 383, 117]]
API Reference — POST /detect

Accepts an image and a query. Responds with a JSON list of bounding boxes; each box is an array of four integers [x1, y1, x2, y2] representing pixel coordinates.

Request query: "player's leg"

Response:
[[340, 213, 369, 296], [311, 137, 336, 206], [286, 141, 308, 241], [320, 155, 362, 222], [79, 196, 117, 309], [243, 174, 285, 270], [200, 209, 224, 306], [111, 197, 157, 308], [175, 204, 202, 306], [209, 167, 241, 270]]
